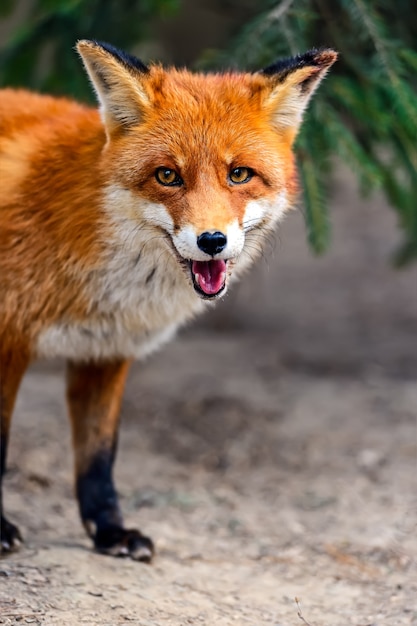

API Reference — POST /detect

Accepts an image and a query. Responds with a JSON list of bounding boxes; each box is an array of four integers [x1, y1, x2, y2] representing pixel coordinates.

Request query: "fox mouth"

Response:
[[190, 259, 227, 299], [163, 233, 228, 299]]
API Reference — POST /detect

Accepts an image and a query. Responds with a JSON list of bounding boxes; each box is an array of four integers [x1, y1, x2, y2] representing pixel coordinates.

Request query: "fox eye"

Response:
[[155, 167, 183, 186], [229, 167, 253, 184]]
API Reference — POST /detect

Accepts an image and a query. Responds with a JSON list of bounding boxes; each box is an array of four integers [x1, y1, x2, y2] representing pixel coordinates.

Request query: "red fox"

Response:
[[0, 40, 337, 561]]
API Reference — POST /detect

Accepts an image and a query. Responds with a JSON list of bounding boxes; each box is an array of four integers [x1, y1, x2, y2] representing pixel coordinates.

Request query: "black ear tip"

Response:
[[261, 47, 338, 77], [76, 39, 149, 74]]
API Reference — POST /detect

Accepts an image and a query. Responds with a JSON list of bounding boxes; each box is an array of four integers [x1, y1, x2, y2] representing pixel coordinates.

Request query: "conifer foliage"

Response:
[[0, 0, 179, 100], [207, 0, 417, 263]]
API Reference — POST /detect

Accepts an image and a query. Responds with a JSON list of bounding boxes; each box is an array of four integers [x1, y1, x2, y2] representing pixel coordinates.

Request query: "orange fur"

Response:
[[0, 90, 107, 343], [66, 359, 131, 476]]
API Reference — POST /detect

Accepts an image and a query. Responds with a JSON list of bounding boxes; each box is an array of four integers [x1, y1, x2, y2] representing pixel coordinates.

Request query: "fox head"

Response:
[[77, 40, 337, 299]]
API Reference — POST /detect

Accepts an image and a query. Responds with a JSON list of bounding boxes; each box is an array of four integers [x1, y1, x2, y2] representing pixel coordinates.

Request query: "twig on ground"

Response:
[[295, 597, 315, 626]]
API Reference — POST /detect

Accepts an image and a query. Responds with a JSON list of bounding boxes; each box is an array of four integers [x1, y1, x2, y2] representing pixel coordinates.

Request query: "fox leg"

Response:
[[0, 349, 29, 552], [66, 359, 153, 562]]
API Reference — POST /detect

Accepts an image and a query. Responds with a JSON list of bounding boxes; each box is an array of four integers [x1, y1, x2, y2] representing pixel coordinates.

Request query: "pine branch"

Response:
[[343, 0, 417, 133], [297, 138, 331, 255]]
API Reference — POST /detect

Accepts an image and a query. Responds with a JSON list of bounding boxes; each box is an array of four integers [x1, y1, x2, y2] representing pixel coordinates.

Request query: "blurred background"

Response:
[[2, 7, 417, 621], [0, 0, 416, 373]]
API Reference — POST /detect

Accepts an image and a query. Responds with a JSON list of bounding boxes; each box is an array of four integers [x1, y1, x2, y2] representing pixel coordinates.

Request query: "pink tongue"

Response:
[[192, 259, 227, 295]]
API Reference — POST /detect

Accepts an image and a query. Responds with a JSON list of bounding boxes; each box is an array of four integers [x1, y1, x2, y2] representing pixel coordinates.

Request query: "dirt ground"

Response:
[[1, 169, 416, 625]]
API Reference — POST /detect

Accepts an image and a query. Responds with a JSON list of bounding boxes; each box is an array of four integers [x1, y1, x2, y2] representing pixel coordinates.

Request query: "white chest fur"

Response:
[[36, 189, 206, 361]]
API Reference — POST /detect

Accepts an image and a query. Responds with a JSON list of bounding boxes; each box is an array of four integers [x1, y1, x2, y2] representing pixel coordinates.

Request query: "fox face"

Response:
[[78, 41, 337, 300]]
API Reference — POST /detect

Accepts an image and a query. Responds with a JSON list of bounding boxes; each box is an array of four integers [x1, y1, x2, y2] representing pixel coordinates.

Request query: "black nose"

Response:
[[197, 231, 227, 256]]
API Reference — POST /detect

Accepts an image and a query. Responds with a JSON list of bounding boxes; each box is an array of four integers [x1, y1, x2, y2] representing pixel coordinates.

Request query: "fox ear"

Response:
[[76, 40, 150, 134], [260, 48, 337, 133]]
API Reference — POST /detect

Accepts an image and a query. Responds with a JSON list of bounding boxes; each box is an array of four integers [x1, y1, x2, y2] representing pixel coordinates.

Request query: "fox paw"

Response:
[[94, 527, 154, 562], [1, 517, 23, 553]]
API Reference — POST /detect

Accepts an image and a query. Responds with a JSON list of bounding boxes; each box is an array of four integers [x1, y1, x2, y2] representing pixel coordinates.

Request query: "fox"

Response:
[[0, 40, 337, 561]]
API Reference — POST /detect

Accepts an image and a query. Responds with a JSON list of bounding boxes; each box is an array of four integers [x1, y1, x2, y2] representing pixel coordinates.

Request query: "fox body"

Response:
[[0, 41, 336, 559]]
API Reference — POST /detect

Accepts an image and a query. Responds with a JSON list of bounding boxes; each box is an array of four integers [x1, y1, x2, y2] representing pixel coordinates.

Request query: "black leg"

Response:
[[0, 350, 28, 553], [76, 447, 153, 561], [67, 359, 154, 562], [1, 433, 23, 552]]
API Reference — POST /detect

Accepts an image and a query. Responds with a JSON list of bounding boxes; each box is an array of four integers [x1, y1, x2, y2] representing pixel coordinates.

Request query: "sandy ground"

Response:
[[1, 169, 416, 625]]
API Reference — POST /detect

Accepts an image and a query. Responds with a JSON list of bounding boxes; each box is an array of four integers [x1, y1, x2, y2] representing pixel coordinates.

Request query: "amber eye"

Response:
[[155, 167, 183, 186], [229, 167, 253, 184]]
